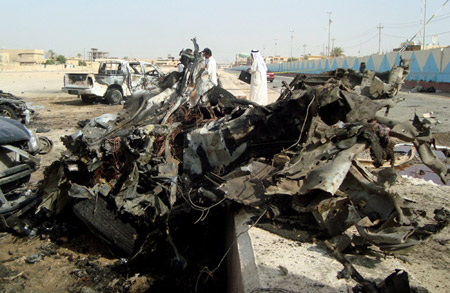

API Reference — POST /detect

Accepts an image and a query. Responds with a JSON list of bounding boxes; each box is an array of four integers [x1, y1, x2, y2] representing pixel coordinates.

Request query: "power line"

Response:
[[400, 0, 449, 52], [430, 30, 450, 36], [383, 28, 450, 39], [383, 13, 450, 30], [382, 33, 409, 39], [340, 27, 378, 42], [343, 33, 378, 49], [383, 12, 450, 26]]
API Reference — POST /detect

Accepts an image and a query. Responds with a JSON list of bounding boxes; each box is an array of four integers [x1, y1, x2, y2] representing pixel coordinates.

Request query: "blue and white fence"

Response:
[[234, 47, 450, 83]]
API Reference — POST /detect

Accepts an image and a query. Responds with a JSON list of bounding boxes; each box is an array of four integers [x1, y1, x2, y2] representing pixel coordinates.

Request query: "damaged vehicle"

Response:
[[0, 90, 34, 124], [15, 39, 450, 290], [0, 117, 40, 215], [62, 60, 164, 105]]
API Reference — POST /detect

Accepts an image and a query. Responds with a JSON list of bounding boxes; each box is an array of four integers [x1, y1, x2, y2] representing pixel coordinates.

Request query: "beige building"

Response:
[[304, 55, 327, 61], [0, 49, 44, 64], [265, 56, 290, 64], [151, 56, 178, 67]]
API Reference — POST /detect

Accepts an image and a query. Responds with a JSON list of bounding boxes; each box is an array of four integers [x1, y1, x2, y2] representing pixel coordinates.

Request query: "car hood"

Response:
[[0, 117, 31, 144]]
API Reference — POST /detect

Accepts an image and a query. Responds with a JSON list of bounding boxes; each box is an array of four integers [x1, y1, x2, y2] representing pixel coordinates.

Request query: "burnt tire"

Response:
[[72, 197, 137, 255], [0, 105, 18, 120], [105, 89, 123, 105], [81, 95, 97, 104], [38, 136, 53, 154]]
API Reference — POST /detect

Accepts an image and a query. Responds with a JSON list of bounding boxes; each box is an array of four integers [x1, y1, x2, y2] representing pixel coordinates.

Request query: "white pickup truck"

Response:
[[62, 60, 164, 104]]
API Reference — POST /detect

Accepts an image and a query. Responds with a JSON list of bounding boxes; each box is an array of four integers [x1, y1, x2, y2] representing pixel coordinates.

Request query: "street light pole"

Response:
[[274, 39, 278, 57], [423, 0, 427, 50], [289, 30, 294, 59], [331, 37, 336, 56], [377, 23, 384, 54], [327, 12, 332, 56]]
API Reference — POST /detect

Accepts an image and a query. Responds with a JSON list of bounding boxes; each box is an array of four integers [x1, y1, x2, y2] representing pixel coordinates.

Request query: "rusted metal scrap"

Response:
[[32, 39, 449, 269]]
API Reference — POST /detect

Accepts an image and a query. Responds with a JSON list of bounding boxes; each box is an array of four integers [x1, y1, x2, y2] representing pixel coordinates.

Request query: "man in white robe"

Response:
[[202, 48, 218, 86], [248, 50, 268, 105]]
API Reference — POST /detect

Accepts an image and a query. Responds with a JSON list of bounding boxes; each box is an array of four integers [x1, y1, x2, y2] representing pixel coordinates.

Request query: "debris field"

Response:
[[1, 39, 450, 292]]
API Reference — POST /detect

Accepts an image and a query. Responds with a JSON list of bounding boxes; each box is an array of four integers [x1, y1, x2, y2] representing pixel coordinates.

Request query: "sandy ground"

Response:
[[0, 69, 449, 292]]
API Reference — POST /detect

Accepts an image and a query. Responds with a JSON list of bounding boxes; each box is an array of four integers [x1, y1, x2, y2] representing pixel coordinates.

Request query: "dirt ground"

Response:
[[0, 69, 449, 292]]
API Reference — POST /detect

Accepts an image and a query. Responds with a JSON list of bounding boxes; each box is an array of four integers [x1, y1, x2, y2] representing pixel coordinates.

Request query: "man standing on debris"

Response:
[[247, 49, 268, 105], [202, 48, 218, 86]]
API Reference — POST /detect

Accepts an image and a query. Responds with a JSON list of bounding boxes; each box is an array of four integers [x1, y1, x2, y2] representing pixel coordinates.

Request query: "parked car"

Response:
[[0, 91, 34, 124], [0, 117, 41, 215], [62, 60, 164, 105], [267, 70, 275, 83]]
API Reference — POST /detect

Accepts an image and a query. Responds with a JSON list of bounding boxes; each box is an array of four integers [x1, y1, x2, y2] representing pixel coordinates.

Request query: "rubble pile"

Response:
[[31, 40, 449, 290]]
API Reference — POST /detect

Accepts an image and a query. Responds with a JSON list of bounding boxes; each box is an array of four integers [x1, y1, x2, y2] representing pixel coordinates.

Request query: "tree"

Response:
[[77, 53, 82, 58], [55, 55, 66, 64], [331, 47, 344, 57], [46, 50, 56, 60], [287, 57, 298, 62]]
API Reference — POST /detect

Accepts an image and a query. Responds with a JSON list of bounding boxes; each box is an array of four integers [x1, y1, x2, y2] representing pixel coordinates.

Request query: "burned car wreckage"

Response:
[[0, 90, 34, 124], [5, 39, 450, 291]]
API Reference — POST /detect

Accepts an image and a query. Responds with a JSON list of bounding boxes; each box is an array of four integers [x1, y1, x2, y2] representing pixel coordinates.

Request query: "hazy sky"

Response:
[[1, 0, 449, 63]]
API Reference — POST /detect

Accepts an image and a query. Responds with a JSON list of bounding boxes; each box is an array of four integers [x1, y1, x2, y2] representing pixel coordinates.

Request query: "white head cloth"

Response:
[[251, 49, 267, 73]]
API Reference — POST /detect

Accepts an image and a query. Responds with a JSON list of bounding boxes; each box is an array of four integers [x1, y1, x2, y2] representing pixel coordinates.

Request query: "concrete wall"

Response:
[[0, 62, 98, 72], [234, 47, 450, 84]]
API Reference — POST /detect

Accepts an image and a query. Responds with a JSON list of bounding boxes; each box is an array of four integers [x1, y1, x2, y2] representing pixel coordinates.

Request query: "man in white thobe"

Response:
[[202, 48, 218, 86], [248, 49, 268, 105]]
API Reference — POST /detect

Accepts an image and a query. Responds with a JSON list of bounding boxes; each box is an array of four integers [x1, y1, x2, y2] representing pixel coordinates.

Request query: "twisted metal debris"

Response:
[[37, 39, 449, 265]]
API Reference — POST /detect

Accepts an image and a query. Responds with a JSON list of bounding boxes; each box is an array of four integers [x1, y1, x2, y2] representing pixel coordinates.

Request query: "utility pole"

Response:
[[331, 38, 336, 56], [274, 39, 278, 57], [377, 23, 384, 54], [327, 12, 332, 56], [289, 30, 294, 59], [423, 0, 427, 50], [303, 44, 307, 57]]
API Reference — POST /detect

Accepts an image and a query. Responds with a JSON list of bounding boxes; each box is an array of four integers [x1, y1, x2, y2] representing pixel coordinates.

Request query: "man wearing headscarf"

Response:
[[248, 49, 268, 105]]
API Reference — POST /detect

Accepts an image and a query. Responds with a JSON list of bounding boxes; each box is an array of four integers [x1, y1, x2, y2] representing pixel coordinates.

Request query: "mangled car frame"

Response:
[[62, 60, 164, 105], [0, 90, 34, 124], [22, 38, 450, 290]]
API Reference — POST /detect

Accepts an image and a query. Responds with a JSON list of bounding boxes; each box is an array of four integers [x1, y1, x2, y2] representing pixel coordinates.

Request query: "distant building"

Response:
[[151, 55, 178, 67], [304, 55, 327, 61], [0, 49, 44, 65], [88, 48, 109, 61], [265, 56, 290, 64]]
